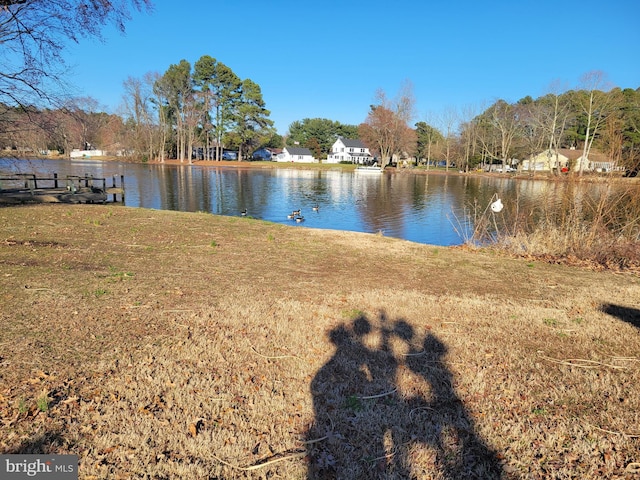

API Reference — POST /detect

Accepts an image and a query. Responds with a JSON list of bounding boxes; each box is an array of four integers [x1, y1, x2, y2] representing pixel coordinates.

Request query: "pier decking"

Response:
[[0, 173, 125, 205]]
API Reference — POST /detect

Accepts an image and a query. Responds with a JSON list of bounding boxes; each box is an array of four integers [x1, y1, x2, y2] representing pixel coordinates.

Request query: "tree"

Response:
[[122, 73, 157, 161], [457, 103, 483, 171], [518, 102, 550, 175], [193, 56, 241, 161], [358, 83, 416, 169], [0, 0, 152, 159], [131, 55, 271, 163], [262, 131, 284, 149], [576, 71, 618, 175], [415, 121, 444, 167], [602, 104, 625, 168], [336, 123, 359, 141], [233, 78, 274, 160], [62, 96, 108, 150], [193, 56, 219, 160], [304, 137, 322, 160], [286, 118, 358, 157], [0, 0, 152, 108], [437, 107, 459, 171], [619, 88, 640, 174], [151, 72, 171, 162], [0, 103, 48, 153], [156, 60, 193, 162], [97, 112, 126, 154], [475, 100, 522, 170], [534, 86, 572, 174]]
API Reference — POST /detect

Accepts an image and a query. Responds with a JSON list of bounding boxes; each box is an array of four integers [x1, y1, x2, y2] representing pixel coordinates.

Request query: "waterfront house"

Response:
[[523, 148, 618, 173], [326, 137, 374, 164], [522, 149, 569, 171], [276, 147, 317, 163]]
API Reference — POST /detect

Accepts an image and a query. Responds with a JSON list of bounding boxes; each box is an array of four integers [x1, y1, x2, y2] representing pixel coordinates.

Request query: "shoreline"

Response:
[[137, 159, 639, 182], [4, 155, 637, 182]]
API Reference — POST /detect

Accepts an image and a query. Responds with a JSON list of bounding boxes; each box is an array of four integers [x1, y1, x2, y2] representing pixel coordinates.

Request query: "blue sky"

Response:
[[65, 0, 639, 135]]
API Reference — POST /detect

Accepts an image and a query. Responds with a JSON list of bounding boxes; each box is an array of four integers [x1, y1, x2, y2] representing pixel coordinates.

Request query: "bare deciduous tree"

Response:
[[458, 103, 482, 172], [0, 0, 152, 107], [577, 70, 617, 175], [474, 100, 524, 171], [415, 118, 444, 169], [359, 82, 416, 169], [436, 107, 459, 171], [122, 73, 157, 161]]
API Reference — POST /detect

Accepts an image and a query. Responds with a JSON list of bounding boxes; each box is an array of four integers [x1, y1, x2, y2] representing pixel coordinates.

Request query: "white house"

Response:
[[276, 146, 317, 163], [326, 137, 374, 164]]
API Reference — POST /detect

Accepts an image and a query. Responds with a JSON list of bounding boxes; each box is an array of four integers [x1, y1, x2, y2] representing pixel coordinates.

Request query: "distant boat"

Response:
[[355, 165, 383, 174], [70, 149, 105, 159]]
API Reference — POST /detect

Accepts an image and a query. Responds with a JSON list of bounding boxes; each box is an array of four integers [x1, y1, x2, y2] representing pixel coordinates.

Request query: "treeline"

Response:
[[449, 83, 640, 174], [240, 80, 640, 175], [1, 65, 638, 173], [0, 98, 125, 157], [122, 56, 277, 162], [0, 55, 279, 162], [354, 78, 640, 174]]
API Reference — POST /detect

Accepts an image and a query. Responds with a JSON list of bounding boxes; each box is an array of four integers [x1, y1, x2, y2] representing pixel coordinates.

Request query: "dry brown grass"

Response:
[[1, 204, 639, 479], [466, 178, 640, 272]]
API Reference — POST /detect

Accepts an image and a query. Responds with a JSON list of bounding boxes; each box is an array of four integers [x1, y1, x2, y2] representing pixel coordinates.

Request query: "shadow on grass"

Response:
[[306, 311, 502, 479], [3, 429, 67, 454], [601, 303, 640, 329]]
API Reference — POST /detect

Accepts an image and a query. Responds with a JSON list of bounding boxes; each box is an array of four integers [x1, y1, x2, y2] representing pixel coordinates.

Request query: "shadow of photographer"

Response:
[[601, 303, 640, 330], [306, 311, 502, 479]]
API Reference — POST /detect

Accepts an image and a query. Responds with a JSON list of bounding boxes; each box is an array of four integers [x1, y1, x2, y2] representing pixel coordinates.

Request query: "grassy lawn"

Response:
[[0, 204, 638, 479]]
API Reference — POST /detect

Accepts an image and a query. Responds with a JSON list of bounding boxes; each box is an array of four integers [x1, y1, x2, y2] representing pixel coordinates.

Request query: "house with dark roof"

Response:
[[326, 137, 374, 164], [276, 146, 317, 163]]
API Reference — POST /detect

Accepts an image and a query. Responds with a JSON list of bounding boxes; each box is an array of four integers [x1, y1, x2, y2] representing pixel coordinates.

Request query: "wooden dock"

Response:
[[0, 173, 125, 205]]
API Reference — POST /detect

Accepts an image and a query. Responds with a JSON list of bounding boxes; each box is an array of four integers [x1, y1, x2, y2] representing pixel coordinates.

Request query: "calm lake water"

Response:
[[1, 158, 635, 246]]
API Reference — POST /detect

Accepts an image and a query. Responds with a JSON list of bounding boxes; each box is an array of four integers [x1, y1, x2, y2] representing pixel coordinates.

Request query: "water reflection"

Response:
[[1, 158, 637, 247]]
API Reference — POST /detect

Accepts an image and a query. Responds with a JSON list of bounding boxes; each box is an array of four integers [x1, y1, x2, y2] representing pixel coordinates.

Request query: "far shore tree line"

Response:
[[354, 75, 640, 175], [0, 54, 278, 164], [122, 55, 276, 163], [1, 72, 638, 176]]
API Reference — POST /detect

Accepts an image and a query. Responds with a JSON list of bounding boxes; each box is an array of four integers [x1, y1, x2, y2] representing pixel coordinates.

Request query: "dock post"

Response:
[[121, 175, 125, 204], [54, 173, 58, 189]]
